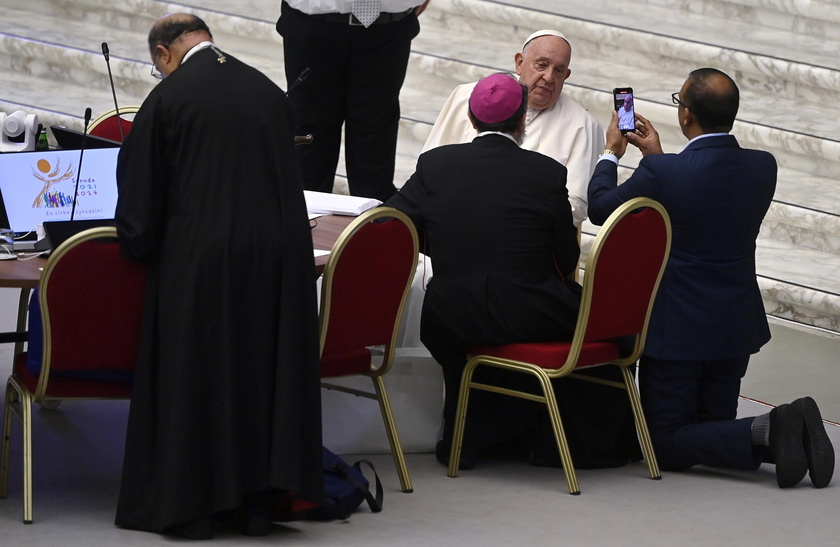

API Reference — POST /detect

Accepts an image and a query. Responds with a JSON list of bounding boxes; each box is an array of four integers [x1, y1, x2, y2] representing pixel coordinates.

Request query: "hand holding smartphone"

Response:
[[613, 87, 635, 133]]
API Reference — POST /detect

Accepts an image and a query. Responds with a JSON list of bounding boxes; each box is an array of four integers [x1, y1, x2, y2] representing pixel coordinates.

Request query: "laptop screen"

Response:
[[0, 148, 120, 235]]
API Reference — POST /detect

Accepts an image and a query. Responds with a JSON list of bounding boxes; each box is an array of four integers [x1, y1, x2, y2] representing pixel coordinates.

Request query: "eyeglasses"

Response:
[[150, 52, 164, 80], [671, 92, 689, 109]]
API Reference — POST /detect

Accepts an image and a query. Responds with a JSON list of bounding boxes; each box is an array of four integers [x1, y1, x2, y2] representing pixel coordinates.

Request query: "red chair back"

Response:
[[86, 107, 139, 143], [38, 227, 147, 386], [577, 198, 671, 352], [319, 208, 419, 378]]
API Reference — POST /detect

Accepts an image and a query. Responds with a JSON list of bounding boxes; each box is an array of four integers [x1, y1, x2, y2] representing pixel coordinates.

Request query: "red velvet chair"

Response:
[[0, 227, 147, 523], [86, 107, 139, 143], [319, 207, 419, 493], [448, 197, 672, 495]]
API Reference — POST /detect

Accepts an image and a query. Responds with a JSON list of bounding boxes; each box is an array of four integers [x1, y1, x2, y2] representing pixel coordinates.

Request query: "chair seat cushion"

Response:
[[320, 347, 372, 378], [13, 352, 133, 398], [468, 340, 621, 370]]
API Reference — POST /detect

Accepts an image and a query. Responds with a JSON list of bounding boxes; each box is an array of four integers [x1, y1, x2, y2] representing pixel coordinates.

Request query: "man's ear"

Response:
[[682, 108, 693, 127], [517, 112, 526, 134], [514, 52, 524, 76], [154, 44, 170, 63], [467, 109, 478, 130]]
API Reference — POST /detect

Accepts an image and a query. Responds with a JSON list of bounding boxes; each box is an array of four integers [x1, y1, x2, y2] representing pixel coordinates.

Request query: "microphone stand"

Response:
[[101, 42, 125, 142], [287, 68, 313, 145], [70, 107, 92, 222]]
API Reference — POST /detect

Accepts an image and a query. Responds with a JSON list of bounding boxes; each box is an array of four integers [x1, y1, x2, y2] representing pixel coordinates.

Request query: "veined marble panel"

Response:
[[515, 0, 836, 62], [757, 239, 840, 294], [637, 0, 840, 35], [762, 202, 840, 253], [759, 278, 840, 332]]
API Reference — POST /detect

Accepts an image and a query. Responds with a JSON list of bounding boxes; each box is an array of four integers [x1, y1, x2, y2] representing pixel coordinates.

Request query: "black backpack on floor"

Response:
[[293, 447, 384, 520]]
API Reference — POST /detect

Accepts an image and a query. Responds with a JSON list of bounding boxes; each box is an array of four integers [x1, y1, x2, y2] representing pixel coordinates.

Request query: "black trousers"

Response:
[[276, 3, 419, 202], [639, 355, 761, 471], [420, 292, 640, 468]]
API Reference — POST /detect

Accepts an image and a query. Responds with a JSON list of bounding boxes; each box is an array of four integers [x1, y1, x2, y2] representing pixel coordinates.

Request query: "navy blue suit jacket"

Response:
[[588, 135, 777, 361]]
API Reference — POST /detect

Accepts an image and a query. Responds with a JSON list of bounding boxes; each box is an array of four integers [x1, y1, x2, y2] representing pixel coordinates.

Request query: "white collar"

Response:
[[682, 132, 729, 151], [180, 41, 215, 66], [474, 131, 518, 144]]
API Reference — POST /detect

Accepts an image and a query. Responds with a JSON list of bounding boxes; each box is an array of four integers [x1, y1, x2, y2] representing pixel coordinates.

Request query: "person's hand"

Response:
[[604, 110, 628, 159], [415, 0, 431, 16], [625, 112, 663, 156]]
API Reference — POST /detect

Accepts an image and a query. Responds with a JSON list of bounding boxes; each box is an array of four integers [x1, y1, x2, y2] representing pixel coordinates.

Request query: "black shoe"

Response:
[[242, 490, 274, 537], [793, 397, 835, 488], [165, 517, 215, 540], [769, 403, 808, 488], [436, 439, 477, 470], [243, 515, 272, 537]]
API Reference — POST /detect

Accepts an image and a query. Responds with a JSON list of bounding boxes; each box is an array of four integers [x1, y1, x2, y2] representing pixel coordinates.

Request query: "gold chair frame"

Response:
[[448, 197, 672, 494], [86, 106, 140, 135], [319, 207, 419, 493], [0, 227, 136, 523]]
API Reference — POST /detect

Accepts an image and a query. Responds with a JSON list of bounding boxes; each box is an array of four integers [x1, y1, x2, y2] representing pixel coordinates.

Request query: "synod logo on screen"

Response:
[[30, 157, 78, 209], [0, 148, 119, 232]]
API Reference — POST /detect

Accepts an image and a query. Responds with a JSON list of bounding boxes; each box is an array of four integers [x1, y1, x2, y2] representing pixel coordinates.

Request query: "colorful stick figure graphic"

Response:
[[31, 158, 75, 208]]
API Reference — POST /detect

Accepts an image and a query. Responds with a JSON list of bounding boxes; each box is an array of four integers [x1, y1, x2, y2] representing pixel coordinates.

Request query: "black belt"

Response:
[[309, 8, 413, 26]]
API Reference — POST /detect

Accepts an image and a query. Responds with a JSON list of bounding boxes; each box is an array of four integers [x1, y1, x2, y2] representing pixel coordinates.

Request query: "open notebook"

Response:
[[304, 190, 381, 216]]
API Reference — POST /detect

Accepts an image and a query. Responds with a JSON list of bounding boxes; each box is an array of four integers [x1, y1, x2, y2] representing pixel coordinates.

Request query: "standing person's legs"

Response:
[[278, 7, 348, 193], [343, 16, 419, 201]]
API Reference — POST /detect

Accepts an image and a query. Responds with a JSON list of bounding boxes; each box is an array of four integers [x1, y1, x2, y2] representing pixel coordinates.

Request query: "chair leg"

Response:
[[537, 372, 580, 495], [1, 379, 15, 499], [447, 363, 475, 479], [621, 366, 661, 480], [371, 376, 413, 493], [3, 377, 34, 523], [450, 359, 580, 495], [13, 288, 30, 358], [21, 388, 33, 523]]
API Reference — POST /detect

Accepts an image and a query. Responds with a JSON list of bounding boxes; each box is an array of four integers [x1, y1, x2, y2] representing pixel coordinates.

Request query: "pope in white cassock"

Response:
[[422, 29, 604, 227]]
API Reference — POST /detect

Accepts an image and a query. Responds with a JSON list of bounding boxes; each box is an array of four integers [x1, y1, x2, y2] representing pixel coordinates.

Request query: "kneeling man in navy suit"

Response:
[[588, 68, 834, 488]]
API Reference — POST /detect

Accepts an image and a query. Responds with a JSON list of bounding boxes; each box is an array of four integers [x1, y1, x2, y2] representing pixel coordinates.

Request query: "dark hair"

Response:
[[683, 68, 739, 133], [148, 14, 212, 53], [467, 79, 529, 135]]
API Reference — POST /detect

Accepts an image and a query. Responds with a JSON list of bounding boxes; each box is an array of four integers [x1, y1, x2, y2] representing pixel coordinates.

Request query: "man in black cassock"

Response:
[[114, 14, 323, 539]]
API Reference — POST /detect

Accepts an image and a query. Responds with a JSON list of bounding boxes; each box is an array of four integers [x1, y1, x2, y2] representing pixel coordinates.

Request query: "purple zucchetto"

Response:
[[468, 73, 524, 124]]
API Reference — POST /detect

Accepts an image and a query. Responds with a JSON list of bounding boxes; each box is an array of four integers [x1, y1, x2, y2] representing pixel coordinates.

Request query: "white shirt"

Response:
[[285, 0, 422, 14], [423, 83, 605, 227]]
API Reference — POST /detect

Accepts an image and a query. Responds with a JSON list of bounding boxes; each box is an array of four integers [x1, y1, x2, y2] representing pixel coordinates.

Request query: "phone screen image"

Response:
[[614, 88, 635, 133]]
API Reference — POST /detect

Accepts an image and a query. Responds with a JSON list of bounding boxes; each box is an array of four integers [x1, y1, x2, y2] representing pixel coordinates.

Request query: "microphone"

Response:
[[286, 67, 310, 96], [70, 107, 92, 222], [101, 41, 125, 142]]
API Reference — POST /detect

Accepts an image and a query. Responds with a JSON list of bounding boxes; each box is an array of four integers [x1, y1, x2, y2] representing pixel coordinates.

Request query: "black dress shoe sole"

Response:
[[794, 397, 835, 488], [770, 403, 808, 488]]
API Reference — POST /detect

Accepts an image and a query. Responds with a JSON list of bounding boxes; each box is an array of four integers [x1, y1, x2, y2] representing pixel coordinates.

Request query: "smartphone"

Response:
[[613, 87, 636, 133]]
